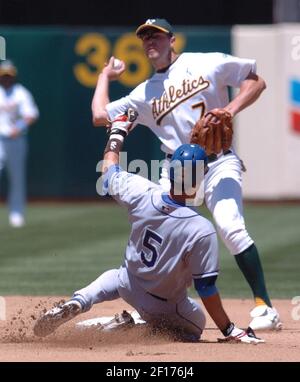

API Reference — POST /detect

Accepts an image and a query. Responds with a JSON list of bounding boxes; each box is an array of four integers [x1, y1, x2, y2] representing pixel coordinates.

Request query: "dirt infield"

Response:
[[0, 297, 299, 362]]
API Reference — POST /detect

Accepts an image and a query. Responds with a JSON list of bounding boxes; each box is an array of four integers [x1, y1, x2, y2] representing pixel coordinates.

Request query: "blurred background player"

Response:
[[91, 19, 282, 331], [0, 60, 39, 227], [34, 111, 263, 344]]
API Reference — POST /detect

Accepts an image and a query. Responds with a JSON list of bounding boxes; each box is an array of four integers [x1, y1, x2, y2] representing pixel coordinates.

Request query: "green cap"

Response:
[[136, 19, 173, 37]]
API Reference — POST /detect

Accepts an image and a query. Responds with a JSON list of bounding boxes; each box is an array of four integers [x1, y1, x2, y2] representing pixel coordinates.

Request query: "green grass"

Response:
[[0, 202, 299, 298]]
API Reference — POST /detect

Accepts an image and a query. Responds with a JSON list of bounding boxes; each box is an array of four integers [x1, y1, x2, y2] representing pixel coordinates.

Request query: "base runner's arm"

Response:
[[194, 277, 231, 332], [92, 57, 126, 127], [200, 291, 232, 332], [100, 109, 153, 208], [195, 277, 265, 343], [101, 109, 137, 173]]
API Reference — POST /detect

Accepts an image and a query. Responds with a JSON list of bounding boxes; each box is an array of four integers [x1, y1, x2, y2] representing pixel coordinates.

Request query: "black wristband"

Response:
[[103, 137, 123, 155], [109, 128, 127, 138], [221, 322, 235, 337]]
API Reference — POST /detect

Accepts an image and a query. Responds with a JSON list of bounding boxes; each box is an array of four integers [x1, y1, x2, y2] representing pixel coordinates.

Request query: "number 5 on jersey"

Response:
[[141, 229, 163, 267]]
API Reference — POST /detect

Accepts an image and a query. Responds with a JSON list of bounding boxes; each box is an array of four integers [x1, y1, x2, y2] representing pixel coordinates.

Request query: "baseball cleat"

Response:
[[76, 310, 137, 331], [100, 310, 135, 331], [33, 299, 82, 337], [249, 305, 282, 331], [9, 213, 25, 228]]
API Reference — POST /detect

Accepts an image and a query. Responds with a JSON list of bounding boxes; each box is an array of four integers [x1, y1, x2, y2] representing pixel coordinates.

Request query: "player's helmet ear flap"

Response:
[[169, 144, 207, 187]]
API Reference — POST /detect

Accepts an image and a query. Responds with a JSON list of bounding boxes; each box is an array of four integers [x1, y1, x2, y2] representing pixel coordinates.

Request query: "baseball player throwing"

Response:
[[91, 19, 281, 330], [34, 110, 263, 344]]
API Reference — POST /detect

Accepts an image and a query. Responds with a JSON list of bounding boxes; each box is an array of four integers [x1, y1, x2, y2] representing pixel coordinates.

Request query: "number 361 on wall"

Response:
[[73, 32, 186, 89]]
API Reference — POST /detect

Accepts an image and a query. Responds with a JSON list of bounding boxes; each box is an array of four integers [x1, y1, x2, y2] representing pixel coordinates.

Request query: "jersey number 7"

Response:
[[192, 101, 206, 118], [141, 229, 163, 267]]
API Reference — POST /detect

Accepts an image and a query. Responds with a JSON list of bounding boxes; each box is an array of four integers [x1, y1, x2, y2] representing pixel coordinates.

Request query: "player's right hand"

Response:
[[102, 56, 126, 81], [218, 326, 265, 344]]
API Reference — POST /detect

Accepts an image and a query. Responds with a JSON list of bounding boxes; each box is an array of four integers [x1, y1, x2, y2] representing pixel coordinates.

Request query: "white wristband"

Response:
[[109, 133, 124, 142]]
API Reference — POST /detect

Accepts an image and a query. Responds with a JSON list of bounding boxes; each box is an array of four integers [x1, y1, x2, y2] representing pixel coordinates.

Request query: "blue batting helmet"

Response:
[[169, 144, 207, 186]]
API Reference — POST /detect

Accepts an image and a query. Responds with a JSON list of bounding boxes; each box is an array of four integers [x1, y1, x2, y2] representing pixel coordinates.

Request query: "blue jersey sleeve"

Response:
[[194, 275, 218, 298]]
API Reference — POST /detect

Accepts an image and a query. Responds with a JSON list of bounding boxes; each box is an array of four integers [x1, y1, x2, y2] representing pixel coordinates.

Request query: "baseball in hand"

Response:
[[113, 58, 123, 70]]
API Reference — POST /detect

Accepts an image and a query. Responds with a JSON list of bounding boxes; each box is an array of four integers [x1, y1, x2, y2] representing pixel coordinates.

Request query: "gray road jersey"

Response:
[[104, 165, 219, 301]]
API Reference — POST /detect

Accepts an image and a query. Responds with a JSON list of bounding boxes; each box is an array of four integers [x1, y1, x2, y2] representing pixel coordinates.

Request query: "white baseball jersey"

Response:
[[103, 164, 219, 301], [106, 52, 256, 154], [0, 84, 39, 137]]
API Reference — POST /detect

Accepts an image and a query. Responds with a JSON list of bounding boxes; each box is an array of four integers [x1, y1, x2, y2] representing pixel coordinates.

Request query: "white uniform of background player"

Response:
[[0, 60, 39, 227], [91, 19, 282, 330]]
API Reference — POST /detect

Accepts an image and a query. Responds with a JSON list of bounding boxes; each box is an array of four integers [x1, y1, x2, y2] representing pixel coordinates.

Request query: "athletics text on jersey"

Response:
[[106, 52, 256, 154]]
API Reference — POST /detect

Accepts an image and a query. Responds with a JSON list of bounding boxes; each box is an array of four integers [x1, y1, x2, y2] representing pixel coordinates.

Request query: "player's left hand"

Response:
[[218, 326, 265, 344], [202, 109, 221, 126], [190, 107, 233, 155]]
